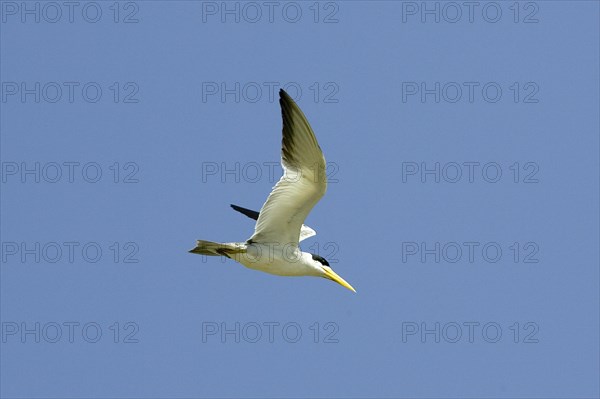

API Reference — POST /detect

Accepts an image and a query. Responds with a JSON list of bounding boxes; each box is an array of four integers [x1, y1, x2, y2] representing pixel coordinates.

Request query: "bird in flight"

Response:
[[189, 89, 355, 292]]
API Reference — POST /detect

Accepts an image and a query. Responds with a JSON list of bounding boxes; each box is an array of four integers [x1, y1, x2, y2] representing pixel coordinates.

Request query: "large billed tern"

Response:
[[189, 89, 355, 292]]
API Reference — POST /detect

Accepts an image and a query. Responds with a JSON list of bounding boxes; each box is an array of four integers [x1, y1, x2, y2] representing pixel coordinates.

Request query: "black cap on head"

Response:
[[311, 253, 330, 267]]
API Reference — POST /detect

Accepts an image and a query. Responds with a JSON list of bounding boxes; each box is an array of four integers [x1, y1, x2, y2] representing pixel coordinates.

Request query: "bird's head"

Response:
[[310, 253, 356, 293]]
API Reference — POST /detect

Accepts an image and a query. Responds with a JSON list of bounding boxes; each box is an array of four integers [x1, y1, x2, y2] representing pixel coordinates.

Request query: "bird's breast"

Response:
[[237, 244, 311, 276]]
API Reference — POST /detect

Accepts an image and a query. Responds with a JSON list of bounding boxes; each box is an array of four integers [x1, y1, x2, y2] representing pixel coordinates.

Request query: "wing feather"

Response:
[[249, 89, 326, 246], [231, 204, 317, 242]]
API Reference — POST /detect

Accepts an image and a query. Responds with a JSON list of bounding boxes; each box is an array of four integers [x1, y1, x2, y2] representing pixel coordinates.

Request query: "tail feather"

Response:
[[189, 240, 246, 258]]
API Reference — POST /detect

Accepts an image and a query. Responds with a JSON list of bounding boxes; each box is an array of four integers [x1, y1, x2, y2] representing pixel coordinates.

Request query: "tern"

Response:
[[189, 89, 355, 292]]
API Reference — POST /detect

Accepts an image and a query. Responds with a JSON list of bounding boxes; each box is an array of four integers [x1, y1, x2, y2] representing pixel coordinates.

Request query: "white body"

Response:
[[235, 244, 322, 277]]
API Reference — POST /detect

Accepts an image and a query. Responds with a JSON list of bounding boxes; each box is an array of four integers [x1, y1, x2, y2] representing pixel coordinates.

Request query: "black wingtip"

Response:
[[279, 88, 292, 101]]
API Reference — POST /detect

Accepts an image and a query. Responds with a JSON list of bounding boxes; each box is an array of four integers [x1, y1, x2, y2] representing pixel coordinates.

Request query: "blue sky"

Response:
[[1, 1, 599, 398]]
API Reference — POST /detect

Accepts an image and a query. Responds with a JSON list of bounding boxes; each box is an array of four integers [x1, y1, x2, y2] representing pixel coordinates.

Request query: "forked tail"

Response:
[[188, 240, 247, 258]]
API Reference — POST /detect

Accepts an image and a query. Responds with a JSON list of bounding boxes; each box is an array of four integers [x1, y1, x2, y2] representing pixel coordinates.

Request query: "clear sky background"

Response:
[[1, 1, 599, 398]]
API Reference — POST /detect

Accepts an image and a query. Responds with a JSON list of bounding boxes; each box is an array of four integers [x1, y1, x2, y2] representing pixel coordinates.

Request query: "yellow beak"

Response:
[[323, 266, 356, 293]]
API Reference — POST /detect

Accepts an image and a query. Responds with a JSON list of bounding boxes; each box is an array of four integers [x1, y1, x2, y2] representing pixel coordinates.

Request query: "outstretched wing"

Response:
[[248, 89, 326, 247], [231, 204, 317, 242]]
